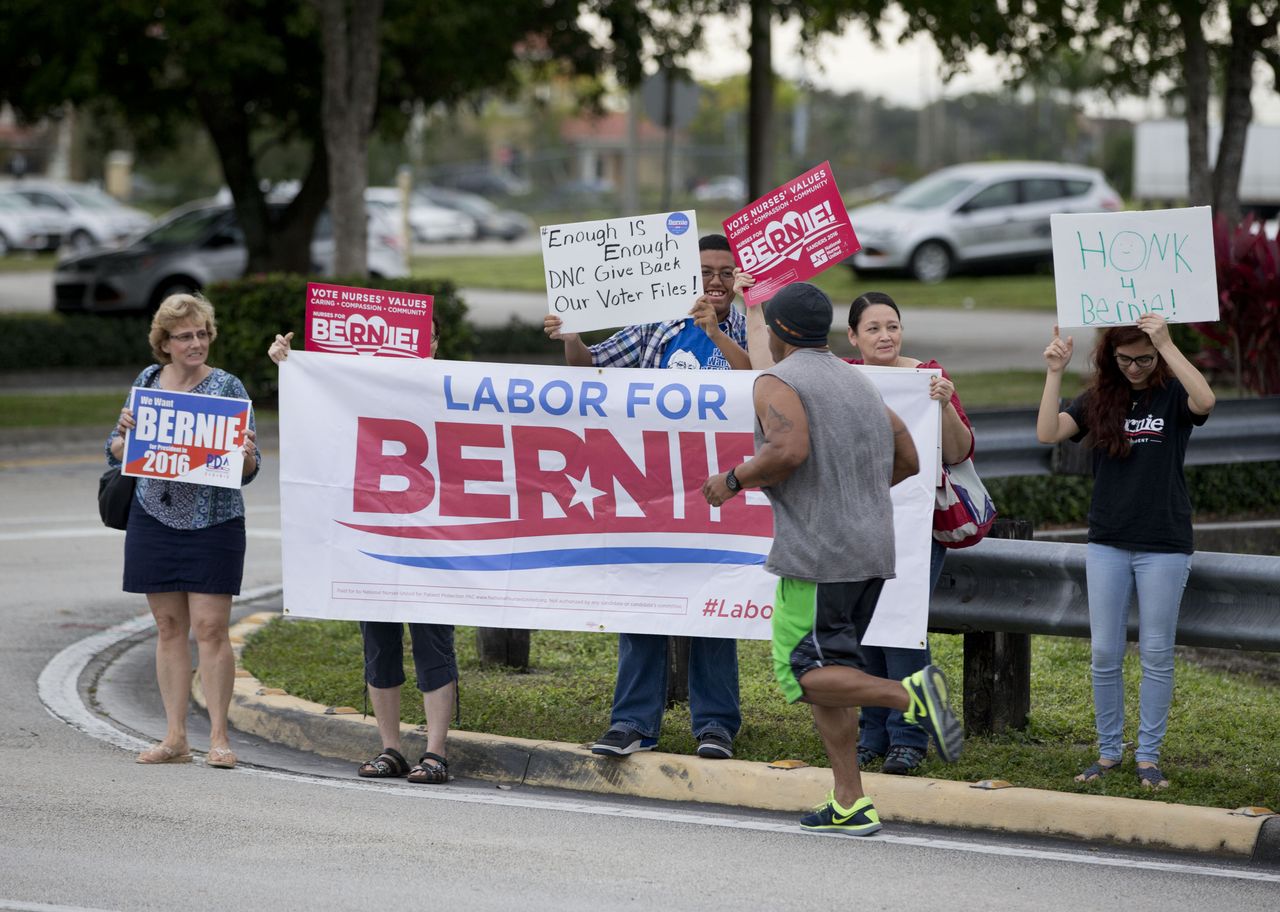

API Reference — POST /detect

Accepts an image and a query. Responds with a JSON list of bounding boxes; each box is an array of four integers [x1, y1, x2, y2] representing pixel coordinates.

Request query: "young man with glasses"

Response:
[[543, 234, 748, 760]]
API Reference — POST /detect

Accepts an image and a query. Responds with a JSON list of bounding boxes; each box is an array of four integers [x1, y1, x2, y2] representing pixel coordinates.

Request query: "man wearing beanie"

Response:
[[701, 281, 964, 835], [543, 234, 747, 762]]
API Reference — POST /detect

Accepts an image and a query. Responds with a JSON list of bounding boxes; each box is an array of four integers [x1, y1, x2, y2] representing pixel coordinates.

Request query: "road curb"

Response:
[[204, 610, 1277, 861]]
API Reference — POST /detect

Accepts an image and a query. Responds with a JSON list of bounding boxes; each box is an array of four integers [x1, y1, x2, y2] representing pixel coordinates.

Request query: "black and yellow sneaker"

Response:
[[901, 664, 964, 763], [799, 791, 882, 836]]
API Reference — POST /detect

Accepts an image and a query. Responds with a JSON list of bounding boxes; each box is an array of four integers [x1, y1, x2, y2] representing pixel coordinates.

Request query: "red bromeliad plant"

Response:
[[1192, 215, 1280, 396]]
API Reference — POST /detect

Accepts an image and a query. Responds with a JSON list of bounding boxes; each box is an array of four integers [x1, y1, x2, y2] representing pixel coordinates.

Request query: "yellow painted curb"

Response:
[[200, 612, 1269, 858]]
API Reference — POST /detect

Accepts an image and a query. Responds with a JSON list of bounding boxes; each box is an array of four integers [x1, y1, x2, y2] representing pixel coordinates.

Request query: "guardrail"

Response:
[[970, 395, 1280, 478], [928, 535, 1280, 734]]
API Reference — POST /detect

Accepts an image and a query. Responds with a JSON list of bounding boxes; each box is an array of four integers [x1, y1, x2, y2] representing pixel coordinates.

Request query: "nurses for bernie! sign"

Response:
[[541, 211, 701, 334], [1050, 206, 1219, 328], [722, 161, 861, 307], [304, 282, 435, 358]]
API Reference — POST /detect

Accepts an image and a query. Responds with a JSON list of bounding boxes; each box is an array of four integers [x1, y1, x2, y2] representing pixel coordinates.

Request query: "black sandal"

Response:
[[357, 746, 409, 779], [407, 751, 449, 784]]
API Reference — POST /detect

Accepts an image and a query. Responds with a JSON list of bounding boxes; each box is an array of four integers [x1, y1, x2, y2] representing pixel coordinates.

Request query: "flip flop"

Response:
[[207, 747, 237, 769], [137, 744, 193, 765], [1074, 759, 1120, 783]]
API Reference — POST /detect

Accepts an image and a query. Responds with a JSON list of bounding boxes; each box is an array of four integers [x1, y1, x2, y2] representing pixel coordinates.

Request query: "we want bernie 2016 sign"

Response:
[[122, 387, 250, 489], [1050, 206, 1219, 328], [541, 211, 701, 333]]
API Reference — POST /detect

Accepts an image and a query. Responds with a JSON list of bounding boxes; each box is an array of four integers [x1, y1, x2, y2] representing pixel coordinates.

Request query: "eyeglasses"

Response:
[[701, 269, 736, 284], [169, 330, 211, 344], [1115, 353, 1155, 368]]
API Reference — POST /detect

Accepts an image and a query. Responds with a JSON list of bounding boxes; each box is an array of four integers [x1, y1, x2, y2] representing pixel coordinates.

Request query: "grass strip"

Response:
[[243, 619, 1280, 810]]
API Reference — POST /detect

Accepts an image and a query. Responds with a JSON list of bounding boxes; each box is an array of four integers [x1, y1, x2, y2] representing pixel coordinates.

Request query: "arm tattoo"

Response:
[[765, 404, 794, 434]]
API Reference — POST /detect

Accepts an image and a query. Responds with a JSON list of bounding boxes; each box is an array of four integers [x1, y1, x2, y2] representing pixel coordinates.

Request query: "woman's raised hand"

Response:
[[1044, 324, 1074, 373], [268, 332, 294, 364]]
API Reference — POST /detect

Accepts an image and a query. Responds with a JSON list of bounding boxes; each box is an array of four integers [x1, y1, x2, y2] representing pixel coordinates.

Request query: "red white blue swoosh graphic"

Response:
[[360, 546, 767, 571]]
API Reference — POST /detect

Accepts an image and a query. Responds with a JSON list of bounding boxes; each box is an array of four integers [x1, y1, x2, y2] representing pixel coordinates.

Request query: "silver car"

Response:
[[3, 179, 153, 253], [846, 161, 1123, 283], [0, 191, 67, 254], [54, 200, 408, 314]]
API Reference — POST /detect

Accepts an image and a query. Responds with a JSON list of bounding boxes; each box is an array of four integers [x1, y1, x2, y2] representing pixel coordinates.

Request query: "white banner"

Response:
[[1050, 206, 1219, 328], [279, 353, 939, 648], [541, 211, 701, 334]]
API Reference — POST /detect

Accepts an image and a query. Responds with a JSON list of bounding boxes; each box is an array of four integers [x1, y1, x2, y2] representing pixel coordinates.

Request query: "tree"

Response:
[[314, 0, 383, 277], [0, 1, 650, 275], [888, 1, 1280, 221]]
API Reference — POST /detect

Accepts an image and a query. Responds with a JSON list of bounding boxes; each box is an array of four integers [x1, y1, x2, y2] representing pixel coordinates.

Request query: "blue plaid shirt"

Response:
[[588, 310, 748, 369]]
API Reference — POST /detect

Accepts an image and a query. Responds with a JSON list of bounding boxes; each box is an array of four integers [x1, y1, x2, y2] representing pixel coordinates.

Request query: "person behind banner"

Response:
[[1037, 314, 1214, 791], [107, 293, 261, 770], [700, 282, 963, 835], [844, 291, 975, 775], [269, 316, 457, 785], [542, 233, 747, 760]]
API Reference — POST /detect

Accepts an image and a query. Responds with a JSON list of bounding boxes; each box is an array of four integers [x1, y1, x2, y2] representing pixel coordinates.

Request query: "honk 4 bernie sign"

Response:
[[1050, 206, 1219, 328]]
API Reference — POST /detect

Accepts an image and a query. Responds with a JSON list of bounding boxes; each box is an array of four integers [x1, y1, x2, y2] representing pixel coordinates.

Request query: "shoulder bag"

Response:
[[97, 366, 160, 530], [932, 457, 997, 549]]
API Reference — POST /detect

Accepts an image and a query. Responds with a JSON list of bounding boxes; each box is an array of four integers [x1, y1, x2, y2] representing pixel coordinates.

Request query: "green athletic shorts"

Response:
[[771, 576, 886, 704]]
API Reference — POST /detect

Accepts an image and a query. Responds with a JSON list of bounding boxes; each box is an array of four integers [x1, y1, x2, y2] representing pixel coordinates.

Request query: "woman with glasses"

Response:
[[108, 293, 261, 769], [1037, 313, 1215, 790], [268, 315, 457, 785]]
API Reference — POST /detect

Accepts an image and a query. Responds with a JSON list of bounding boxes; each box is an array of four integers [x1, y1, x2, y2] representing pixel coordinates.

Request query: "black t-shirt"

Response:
[[1064, 378, 1208, 554]]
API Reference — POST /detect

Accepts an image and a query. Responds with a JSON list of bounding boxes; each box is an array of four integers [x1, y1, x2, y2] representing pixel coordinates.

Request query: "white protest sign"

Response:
[[1051, 206, 1219, 328], [541, 211, 701, 333]]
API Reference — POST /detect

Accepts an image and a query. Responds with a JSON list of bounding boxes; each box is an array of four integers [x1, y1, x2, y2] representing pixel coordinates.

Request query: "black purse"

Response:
[[98, 366, 160, 530]]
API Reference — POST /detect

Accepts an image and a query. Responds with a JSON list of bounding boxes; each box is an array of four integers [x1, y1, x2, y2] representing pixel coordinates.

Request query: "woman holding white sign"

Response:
[[1037, 313, 1214, 790], [107, 293, 261, 770], [269, 316, 458, 785]]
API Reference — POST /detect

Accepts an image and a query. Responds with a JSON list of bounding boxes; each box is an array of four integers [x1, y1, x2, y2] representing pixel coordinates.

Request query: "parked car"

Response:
[[365, 186, 477, 243], [415, 185, 531, 241], [845, 161, 1124, 283], [53, 200, 406, 314], [0, 191, 67, 254], [693, 175, 746, 203], [433, 167, 531, 198], [3, 179, 153, 253]]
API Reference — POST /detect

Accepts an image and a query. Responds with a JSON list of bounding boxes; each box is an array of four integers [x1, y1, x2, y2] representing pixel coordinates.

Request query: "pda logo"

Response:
[[206, 453, 229, 469]]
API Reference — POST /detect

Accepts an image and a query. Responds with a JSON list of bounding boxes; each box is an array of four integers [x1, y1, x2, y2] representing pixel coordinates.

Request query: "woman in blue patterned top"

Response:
[[108, 293, 260, 770]]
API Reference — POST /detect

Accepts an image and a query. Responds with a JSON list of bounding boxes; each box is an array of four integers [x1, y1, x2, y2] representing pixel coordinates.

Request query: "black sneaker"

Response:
[[799, 791, 882, 836], [881, 744, 926, 775], [856, 746, 884, 770], [591, 727, 657, 757], [696, 731, 733, 759], [901, 664, 963, 763]]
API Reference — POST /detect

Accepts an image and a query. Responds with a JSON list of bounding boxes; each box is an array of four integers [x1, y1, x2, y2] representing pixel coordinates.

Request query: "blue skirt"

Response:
[[123, 505, 246, 595]]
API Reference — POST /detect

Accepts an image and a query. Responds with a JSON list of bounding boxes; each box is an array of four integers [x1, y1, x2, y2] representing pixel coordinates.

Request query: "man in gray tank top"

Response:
[[701, 281, 964, 836]]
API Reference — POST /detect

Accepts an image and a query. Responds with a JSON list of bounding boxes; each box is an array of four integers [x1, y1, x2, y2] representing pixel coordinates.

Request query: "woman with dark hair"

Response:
[[743, 282, 973, 775], [1037, 314, 1215, 789]]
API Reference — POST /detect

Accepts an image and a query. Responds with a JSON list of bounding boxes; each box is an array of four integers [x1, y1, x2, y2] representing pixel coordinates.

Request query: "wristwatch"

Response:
[[725, 466, 742, 492]]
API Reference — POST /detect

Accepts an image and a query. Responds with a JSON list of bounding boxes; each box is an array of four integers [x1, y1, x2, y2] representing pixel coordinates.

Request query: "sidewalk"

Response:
[[204, 604, 1280, 864]]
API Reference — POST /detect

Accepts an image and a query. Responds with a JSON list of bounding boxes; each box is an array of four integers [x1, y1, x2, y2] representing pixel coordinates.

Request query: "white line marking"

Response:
[[38, 615, 1280, 886], [0, 902, 121, 912]]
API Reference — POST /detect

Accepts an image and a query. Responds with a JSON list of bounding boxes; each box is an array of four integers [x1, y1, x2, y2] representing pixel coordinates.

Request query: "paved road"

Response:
[[1, 436, 1277, 910]]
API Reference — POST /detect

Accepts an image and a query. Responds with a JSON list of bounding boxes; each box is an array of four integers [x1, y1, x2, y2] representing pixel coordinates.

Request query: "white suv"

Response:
[[846, 161, 1123, 283], [4, 179, 153, 252]]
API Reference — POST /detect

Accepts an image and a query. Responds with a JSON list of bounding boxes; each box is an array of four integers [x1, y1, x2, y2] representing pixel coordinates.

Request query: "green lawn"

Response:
[[243, 619, 1280, 811], [412, 253, 1057, 312], [0, 252, 58, 273]]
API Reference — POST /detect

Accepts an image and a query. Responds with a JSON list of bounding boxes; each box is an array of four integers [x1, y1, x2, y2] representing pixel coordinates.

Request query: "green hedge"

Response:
[[0, 313, 152, 370], [203, 274, 472, 402], [988, 460, 1280, 527]]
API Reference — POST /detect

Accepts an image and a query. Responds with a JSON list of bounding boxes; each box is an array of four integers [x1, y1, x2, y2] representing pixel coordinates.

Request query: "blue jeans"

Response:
[[609, 633, 740, 741], [858, 540, 947, 753], [1086, 543, 1192, 764]]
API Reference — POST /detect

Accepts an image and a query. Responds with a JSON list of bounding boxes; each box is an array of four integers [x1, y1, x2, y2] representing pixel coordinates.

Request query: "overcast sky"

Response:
[[684, 12, 1280, 125]]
